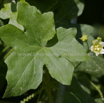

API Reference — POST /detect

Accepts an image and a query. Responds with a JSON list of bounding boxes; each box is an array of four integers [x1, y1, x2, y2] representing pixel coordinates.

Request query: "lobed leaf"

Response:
[[0, 1, 89, 97]]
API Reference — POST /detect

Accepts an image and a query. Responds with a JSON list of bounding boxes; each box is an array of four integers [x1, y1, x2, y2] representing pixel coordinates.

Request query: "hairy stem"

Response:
[[90, 81, 104, 100]]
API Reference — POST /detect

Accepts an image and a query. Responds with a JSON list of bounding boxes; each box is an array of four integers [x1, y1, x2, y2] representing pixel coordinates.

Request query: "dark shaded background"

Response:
[[78, 0, 104, 25]]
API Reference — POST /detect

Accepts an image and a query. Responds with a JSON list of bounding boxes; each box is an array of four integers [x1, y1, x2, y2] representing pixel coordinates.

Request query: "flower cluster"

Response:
[[80, 35, 104, 56], [90, 37, 104, 56]]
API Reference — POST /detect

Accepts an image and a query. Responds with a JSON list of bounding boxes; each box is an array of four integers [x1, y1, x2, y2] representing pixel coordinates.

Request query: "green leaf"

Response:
[[0, 1, 73, 97], [76, 53, 104, 75], [0, 1, 88, 97], [63, 77, 96, 103], [0, 3, 23, 30]]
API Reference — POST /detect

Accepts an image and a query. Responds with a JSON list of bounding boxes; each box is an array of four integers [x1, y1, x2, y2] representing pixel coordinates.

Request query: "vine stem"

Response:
[[0, 46, 10, 57], [86, 41, 90, 50], [36, 75, 46, 103], [48, 73, 51, 103], [2, 46, 9, 52], [4, 49, 14, 60], [74, 62, 82, 69], [86, 41, 91, 53], [90, 81, 104, 100]]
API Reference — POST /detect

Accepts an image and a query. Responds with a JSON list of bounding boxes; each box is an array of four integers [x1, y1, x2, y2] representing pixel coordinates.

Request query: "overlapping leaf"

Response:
[[0, 1, 89, 97], [0, 3, 23, 30]]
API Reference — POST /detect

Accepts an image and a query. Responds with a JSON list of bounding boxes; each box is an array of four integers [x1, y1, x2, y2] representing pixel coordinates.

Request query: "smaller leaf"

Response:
[[0, 3, 23, 30]]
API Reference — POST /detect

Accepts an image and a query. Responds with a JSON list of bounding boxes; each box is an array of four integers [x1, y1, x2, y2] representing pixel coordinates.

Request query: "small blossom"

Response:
[[90, 39, 104, 56], [80, 35, 88, 42]]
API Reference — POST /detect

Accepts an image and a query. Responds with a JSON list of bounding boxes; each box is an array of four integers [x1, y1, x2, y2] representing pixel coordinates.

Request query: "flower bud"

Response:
[[97, 37, 102, 42], [80, 35, 88, 42]]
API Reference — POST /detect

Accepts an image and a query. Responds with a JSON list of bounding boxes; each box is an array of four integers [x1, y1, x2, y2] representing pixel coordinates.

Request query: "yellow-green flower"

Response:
[[90, 39, 104, 56], [80, 35, 88, 42]]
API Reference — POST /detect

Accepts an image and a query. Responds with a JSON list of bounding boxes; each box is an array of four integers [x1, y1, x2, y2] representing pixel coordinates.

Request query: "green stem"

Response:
[[36, 75, 46, 103], [0, 46, 10, 57], [86, 41, 91, 53], [2, 46, 10, 52], [90, 81, 104, 100], [75, 62, 82, 69], [48, 73, 51, 103], [4, 49, 14, 60], [86, 41, 89, 50]]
